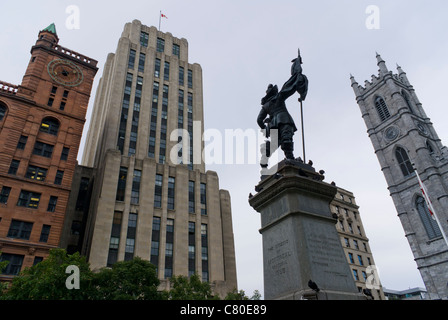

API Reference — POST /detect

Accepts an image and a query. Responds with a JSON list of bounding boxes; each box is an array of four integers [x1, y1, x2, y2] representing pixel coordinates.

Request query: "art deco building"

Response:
[[61, 20, 237, 296], [0, 24, 98, 281], [332, 186, 386, 300], [351, 55, 448, 299]]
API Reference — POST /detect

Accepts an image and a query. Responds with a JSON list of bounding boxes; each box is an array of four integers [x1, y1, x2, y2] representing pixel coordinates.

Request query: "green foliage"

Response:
[[1, 249, 93, 300], [0, 249, 261, 301], [168, 274, 219, 300], [91, 257, 163, 300]]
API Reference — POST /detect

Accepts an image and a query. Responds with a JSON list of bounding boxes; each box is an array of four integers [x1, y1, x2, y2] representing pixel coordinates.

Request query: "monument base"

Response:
[[249, 159, 366, 300]]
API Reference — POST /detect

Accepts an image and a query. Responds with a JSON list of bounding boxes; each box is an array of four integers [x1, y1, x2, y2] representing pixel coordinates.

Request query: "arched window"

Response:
[[40, 117, 60, 136], [375, 96, 391, 122], [402, 91, 414, 114], [395, 147, 414, 177], [415, 196, 442, 240], [0, 103, 7, 121], [426, 140, 435, 154]]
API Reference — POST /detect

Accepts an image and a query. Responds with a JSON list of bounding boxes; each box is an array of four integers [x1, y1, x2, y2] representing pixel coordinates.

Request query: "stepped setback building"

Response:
[[61, 20, 237, 296]]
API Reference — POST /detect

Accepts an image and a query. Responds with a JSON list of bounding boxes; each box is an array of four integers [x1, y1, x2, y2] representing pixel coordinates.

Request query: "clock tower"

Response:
[[351, 54, 448, 299], [0, 24, 97, 280]]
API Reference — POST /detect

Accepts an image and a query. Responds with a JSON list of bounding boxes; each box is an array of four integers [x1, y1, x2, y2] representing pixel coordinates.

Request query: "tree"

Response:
[[167, 274, 219, 300], [0, 249, 94, 300], [92, 257, 163, 300], [224, 288, 262, 300]]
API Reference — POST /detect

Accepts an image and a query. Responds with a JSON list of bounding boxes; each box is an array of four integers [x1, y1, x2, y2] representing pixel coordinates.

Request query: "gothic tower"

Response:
[[351, 54, 448, 299]]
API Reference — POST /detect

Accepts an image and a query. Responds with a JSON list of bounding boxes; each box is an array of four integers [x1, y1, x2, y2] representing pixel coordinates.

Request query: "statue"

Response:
[[257, 49, 309, 170]]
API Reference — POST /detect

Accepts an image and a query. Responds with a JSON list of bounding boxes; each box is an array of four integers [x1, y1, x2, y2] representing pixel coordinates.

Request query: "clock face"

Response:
[[47, 59, 84, 87]]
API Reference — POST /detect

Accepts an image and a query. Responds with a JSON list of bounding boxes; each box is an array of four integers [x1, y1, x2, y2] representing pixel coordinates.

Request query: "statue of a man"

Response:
[[257, 84, 297, 160]]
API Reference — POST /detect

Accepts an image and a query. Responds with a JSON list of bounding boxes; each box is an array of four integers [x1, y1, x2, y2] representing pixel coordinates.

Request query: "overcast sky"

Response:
[[3, 0, 448, 297]]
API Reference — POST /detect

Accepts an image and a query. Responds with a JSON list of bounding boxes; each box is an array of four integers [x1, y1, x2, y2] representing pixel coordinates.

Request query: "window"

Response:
[[116, 167, 128, 202], [353, 269, 359, 281], [357, 255, 364, 266], [344, 238, 350, 247], [0, 186, 11, 204], [39, 225, 51, 243], [173, 44, 180, 57], [17, 135, 28, 150], [157, 38, 165, 53], [59, 101, 66, 111], [125, 213, 138, 261], [416, 196, 442, 240], [0, 104, 6, 121], [54, 170, 64, 185], [63, 90, 69, 98], [8, 159, 20, 175], [348, 252, 354, 264], [0, 253, 24, 276], [188, 222, 195, 276], [189, 181, 195, 213], [200, 183, 207, 215], [140, 31, 149, 47], [40, 117, 60, 135], [51, 86, 58, 94], [151, 217, 161, 269], [402, 91, 414, 114], [165, 219, 174, 278], [396, 147, 414, 177], [25, 165, 48, 182], [61, 147, 70, 161], [201, 224, 209, 282], [128, 49, 136, 69], [47, 196, 58, 212], [17, 190, 41, 209], [188, 69, 193, 89], [154, 174, 163, 208], [131, 170, 141, 205], [107, 211, 123, 267], [179, 66, 184, 86], [47, 97, 54, 107], [164, 61, 170, 81], [33, 141, 54, 158], [426, 140, 435, 154], [138, 52, 146, 73], [167, 177, 175, 210], [154, 58, 161, 78], [375, 96, 391, 122], [7, 220, 33, 240]]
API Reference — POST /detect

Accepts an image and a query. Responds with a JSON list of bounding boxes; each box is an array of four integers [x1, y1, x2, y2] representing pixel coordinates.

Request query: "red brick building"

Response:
[[0, 24, 97, 281]]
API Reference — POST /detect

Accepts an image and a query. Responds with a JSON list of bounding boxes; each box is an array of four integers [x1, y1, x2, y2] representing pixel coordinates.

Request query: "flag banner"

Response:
[[415, 169, 436, 220], [161, 13, 168, 19]]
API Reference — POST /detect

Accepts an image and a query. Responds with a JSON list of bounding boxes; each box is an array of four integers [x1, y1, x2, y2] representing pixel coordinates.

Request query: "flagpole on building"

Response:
[[159, 11, 161, 31], [413, 164, 448, 248]]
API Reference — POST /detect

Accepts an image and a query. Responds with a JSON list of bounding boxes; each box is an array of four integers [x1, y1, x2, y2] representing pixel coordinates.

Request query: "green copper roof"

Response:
[[43, 23, 57, 35]]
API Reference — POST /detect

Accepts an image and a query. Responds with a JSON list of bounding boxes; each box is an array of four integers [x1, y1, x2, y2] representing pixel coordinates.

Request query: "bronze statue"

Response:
[[257, 49, 309, 166]]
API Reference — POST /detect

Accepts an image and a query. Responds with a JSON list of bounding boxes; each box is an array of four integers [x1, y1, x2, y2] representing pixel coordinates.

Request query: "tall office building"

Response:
[[351, 54, 448, 299], [63, 20, 237, 296], [331, 186, 385, 300], [0, 24, 98, 280]]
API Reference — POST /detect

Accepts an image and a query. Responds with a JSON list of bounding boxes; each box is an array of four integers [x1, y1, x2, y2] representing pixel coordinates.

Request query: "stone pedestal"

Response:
[[249, 160, 365, 300]]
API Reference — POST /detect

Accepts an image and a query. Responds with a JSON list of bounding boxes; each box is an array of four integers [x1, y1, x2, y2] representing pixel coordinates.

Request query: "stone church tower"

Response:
[[351, 54, 448, 299]]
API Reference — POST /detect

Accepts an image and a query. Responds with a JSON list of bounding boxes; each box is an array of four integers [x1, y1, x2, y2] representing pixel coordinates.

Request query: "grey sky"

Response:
[[2, 0, 448, 296]]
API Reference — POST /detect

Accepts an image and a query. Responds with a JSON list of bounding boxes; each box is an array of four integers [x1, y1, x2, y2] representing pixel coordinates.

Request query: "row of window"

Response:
[[139, 31, 181, 59], [2, 219, 51, 242], [107, 213, 209, 281], [0, 253, 43, 276], [47, 86, 69, 111], [8, 160, 64, 185], [374, 90, 417, 123], [116, 169, 207, 214], [343, 237, 369, 253], [348, 252, 372, 267], [0, 186, 58, 211]]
